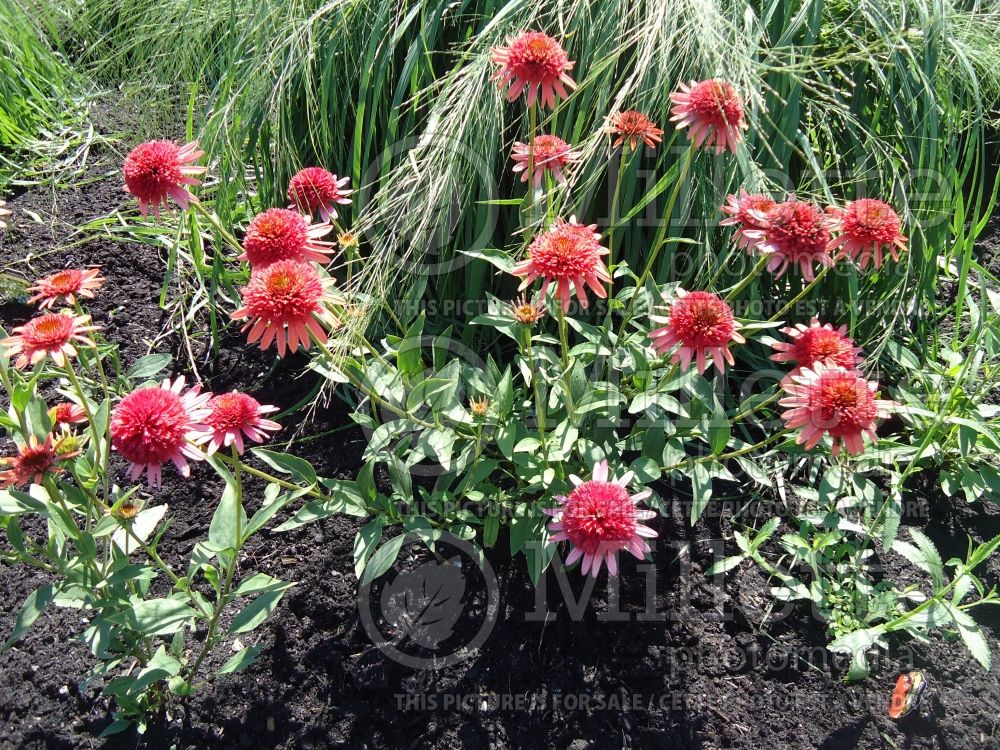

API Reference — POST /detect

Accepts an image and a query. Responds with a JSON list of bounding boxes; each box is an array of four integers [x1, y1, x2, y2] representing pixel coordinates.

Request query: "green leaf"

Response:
[[689, 461, 713, 525], [354, 519, 385, 578], [396, 311, 426, 378], [707, 404, 730, 455], [218, 644, 265, 675], [208, 476, 247, 550], [2, 584, 55, 652], [127, 354, 172, 380], [228, 580, 295, 634], [945, 603, 992, 671], [707, 556, 744, 575], [359, 534, 405, 585], [130, 598, 199, 636], [251, 449, 318, 487], [460, 247, 514, 273]]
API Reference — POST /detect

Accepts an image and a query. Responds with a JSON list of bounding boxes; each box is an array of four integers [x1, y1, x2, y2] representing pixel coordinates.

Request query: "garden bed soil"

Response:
[[2, 123, 1000, 750]]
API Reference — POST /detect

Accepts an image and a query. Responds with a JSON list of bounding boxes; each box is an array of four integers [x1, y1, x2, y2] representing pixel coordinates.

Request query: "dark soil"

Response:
[[2, 115, 1000, 750]]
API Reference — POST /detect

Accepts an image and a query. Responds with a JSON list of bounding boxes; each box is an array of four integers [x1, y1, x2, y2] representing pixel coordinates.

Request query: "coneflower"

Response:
[[649, 290, 744, 375], [491, 31, 576, 110], [669, 80, 747, 154], [123, 140, 206, 217], [28, 268, 105, 309], [769, 318, 862, 372], [779, 361, 894, 457], [604, 110, 664, 151], [287, 167, 352, 223], [544, 460, 657, 577], [198, 391, 281, 456], [827, 198, 908, 270], [512, 217, 610, 313], [239, 208, 335, 268], [0, 312, 97, 369], [510, 134, 581, 188], [110, 377, 212, 487]]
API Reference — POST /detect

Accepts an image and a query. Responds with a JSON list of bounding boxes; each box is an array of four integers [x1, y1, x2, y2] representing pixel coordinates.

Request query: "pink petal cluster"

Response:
[[110, 377, 212, 487], [28, 268, 105, 309], [769, 318, 863, 372], [649, 290, 745, 375], [491, 31, 577, 109], [670, 80, 747, 154], [510, 134, 581, 188], [511, 216, 610, 313], [545, 460, 657, 577], [827, 198, 908, 270], [287, 167, 352, 223], [779, 361, 894, 457], [123, 140, 206, 218], [240, 208, 335, 268], [0, 312, 97, 369], [198, 391, 281, 455]]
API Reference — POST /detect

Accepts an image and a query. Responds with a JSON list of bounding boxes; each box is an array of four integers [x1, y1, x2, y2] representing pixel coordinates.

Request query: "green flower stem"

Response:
[[769, 265, 833, 321], [606, 148, 631, 297], [615, 142, 696, 342], [660, 427, 792, 473], [521, 325, 548, 464], [192, 201, 244, 253], [729, 390, 782, 424], [63, 360, 101, 469], [0, 364, 27, 433], [555, 304, 576, 421], [722, 254, 770, 303]]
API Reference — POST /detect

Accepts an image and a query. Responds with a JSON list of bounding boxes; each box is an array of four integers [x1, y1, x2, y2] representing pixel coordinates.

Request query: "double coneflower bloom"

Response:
[[491, 31, 576, 110], [123, 140, 206, 217]]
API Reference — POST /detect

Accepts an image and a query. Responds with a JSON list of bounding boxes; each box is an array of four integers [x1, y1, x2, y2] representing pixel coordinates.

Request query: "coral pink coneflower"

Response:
[[0, 312, 97, 369], [769, 318, 863, 372], [231, 259, 334, 358], [510, 134, 581, 188], [28, 268, 105, 310], [287, 167, 352, 223], [51, 402, 88, 427], [198, 391, 281, 456], [123, 140, 206, 218], [827, 198, 908, 271], [544, 460, 657, 577], [512, 216, 610, 313], [779, 361, 895, 457], [649, 290, 745, 375], [110, 377, 212, 488], [491, 31, 576, 110], [239, 208, 335, 269], [604, 110, 664, 151], [669, 79, 747, 154], [749, 199, 834, 281], [0, 435, 75, 489], [720, 190, 776, 250]]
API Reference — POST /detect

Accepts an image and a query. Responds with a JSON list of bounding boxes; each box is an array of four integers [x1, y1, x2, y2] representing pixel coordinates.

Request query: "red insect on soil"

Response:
[[889, 671, 926, 720]]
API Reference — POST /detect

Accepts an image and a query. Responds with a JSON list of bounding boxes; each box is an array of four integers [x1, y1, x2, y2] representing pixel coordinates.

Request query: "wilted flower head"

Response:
[[750, 199, 834, 281], [649, 290, 744, 375], [769, 318, 862, 371], [232, 259, 335, 358], [779, 361, 894, 457], [287, 167, 352, 223], [512, 216, 610, 313], [469, 396, 490, 419], [604, 110, 664, 151], [0, 200, 11, 229], [239, 208, 335, 268], [827, 198, 908, 270], [110, 377, 212, 488], [198, 391, 280, 456], [544, 460, 657, 577], [0, 435, 75, 489], [511, 135, 581, 188], [720, 190, 776, 250], [28, 268, 105, 310], [338, 231, 359, 251], [123, 140, 206, 218], [0, 312, 97, 369], [669, 80, 747, 154], [491, 31, 576, 110], [51, 402, 88, 427], [510, 294, 546, 326]]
